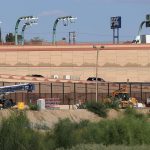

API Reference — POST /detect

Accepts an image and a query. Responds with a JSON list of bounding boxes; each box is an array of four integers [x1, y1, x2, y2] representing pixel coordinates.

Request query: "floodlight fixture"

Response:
[[138, 14, 150, 35], [52, 16, 77, 45], [0, 21, 2, 42], [21, 20, 38, 45], [70, 17, 77, 23], [15, 16, 38, 45]]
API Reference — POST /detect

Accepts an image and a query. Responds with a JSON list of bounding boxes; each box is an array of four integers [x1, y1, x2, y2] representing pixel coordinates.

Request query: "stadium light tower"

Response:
[[52, 16, 77, 45], [0, 21, 2, 43], [21, 20, 38, 45], [15, 16, 38, 45], [138, 14, 150, 35]]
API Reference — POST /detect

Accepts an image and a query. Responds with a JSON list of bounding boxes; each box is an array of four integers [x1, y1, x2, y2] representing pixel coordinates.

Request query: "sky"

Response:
[[0, 0, 150, 43]]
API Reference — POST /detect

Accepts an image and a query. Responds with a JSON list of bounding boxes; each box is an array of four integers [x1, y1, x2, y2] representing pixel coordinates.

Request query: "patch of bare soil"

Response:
[[26, 109, 102, 129], [107, 109, 123, 119]]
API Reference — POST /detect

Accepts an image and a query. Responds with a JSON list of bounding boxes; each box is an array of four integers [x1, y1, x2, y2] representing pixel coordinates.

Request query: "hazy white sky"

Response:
[[0, 0, 150, 42]]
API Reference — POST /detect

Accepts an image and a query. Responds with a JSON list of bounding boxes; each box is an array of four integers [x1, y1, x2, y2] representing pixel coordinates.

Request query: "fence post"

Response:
[[22, 92, 23, 102], [108, 82, 110, 96], [141, 83, 143, 102], [85, 83, 87, 102], [74, 83, 76, 104], [15, 82, 17, 103], [119, 83, 121, 89], [62, 83, 64, 104], [26, 91, 29, 105], [39, 83, 41, 98], [51, 83, 53, 98], [129, 83, 132, 97]]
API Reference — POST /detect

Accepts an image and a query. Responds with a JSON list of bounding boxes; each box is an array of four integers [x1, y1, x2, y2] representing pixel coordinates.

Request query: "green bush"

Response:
[[28, 103, 39, 111], [56, 144, 150, 150], [124, 108, 147, 120], [85, 102, 107, 118], [105, 97, 120, 110], [51, 111, 150, 148], [0, 111, 45, 150], [52, 119, 78, 148], [0, 109, 150, 150]]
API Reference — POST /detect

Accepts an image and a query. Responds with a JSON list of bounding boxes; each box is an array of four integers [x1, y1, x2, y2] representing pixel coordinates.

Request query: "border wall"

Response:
[[2, 82, 150, 105]]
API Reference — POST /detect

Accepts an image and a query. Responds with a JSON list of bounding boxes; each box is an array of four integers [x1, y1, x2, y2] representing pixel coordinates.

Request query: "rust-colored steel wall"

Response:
[[2, 82, 150, 104]]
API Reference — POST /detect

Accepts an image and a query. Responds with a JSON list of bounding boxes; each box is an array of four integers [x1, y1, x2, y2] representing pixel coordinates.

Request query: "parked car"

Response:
[[26, 74, 44, 78], [87, 77, 105, 82]]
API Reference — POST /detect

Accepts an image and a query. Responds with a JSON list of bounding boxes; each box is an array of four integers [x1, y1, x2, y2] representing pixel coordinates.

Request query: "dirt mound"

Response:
[[107, 109, 122, 119], [26, 109, 102, 128], [0, 109, 102, 128]]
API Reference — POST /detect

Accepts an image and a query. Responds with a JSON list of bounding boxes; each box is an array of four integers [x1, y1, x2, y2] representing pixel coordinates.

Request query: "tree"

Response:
[[5, 33, 22, 43], [5, 33, 14, 42]]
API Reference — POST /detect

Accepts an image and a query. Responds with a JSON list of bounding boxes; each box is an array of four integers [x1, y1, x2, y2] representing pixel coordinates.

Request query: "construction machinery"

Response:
[[111, 87, 138, 108], [0, 83, 35, 109]]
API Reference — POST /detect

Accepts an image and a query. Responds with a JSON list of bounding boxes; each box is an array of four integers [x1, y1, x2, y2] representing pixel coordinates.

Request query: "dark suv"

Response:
[[26, 74, 44, 78], [87, 77, 105, 82]]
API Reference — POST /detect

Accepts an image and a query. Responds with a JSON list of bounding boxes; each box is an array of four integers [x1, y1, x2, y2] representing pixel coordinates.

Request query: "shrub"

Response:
[[85, 102, 107, 118], [56, 144, 150, 150], [124, 108, 147, 120], [1, 108, 150, 150], [0, 111, 44, 150], [51, 111, 150, 148], [105, 97, 120, 110], [52, 119, 77, 149], [124, 107, 137, 116], [28, 103, 39, 111]]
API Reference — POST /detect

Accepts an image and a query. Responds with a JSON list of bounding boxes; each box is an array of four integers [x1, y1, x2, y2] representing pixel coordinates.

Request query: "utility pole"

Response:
[[69, 31, 76, 44], [0, 21, 2, 43], [93, 45, 104, 103]]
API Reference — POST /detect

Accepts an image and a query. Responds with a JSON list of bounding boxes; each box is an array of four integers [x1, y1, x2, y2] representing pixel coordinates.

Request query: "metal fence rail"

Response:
[[1, 82, 150, 105]]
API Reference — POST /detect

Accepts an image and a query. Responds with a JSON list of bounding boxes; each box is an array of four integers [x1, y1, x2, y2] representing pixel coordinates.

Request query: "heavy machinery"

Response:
[[112, 87, 138, 108], [0, 83, 35, 109]]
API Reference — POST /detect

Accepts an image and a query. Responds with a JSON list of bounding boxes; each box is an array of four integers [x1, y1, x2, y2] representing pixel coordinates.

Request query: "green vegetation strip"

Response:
[[0, 108, 149, 150], [79, 101, 119, 117]]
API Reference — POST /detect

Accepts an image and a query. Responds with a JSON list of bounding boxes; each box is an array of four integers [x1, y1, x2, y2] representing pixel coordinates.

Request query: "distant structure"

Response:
[[110, 16, 121, 44], [69, 31, 76, 44]]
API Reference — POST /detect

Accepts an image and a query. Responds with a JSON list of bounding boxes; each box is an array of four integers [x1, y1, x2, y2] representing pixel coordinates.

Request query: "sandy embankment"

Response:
[[0, 109, 123, 129], [0, 108, 149, 129]]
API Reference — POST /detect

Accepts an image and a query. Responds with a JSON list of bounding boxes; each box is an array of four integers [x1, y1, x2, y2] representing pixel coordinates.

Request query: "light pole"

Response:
[[15, 16, 38, 45], [0, 21, 2, 43], [93, 45, 104, 103], [52, 16, 77, 45], [21, 20, 38, 45]]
